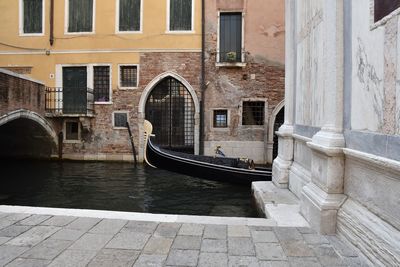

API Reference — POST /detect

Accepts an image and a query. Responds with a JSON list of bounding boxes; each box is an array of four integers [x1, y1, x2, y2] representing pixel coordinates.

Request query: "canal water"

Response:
[[0, 160, 258, 217]]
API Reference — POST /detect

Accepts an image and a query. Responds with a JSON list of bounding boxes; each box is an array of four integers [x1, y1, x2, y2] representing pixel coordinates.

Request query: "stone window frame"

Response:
[[211, 108, 230, 130], [216, 10, 246, 68], [64, 0, 96, 35], [166, 0, 195, 34], [370, 0, 400, 30], [63, 119, 81, 143], [118, 64, 139, 90], [115, 0, 143, 34], [19, 0, 45, 36], [112, 110, 129, 129], [239, 98, 268, 128]]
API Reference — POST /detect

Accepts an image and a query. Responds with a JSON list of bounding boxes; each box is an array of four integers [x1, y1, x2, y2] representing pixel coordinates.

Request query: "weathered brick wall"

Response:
[[62, 52, 202, 157], [0, 71, 45, 117]]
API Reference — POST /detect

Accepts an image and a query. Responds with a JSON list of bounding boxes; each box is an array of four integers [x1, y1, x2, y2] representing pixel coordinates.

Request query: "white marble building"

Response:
[[273, 1, 400, 265]]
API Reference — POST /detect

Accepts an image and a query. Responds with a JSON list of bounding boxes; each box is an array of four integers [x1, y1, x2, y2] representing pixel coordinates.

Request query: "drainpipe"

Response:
[[50, 0, 54, 46], [199, 0, 205, 155]]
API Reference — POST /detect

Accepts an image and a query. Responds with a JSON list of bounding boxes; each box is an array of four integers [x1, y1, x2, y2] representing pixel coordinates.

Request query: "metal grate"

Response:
[[93, 66, 110, 102], [213, 110, 228, 128], [45, 87, 94, 116], [145, 77, 194, 153], [114, 112, 128, 128], [120, 65, 137, 88], [242, 101, 265, 125]]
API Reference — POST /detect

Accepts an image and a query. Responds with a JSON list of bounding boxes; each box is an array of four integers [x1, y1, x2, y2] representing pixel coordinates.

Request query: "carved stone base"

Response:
[[272, 124, 294, 188]]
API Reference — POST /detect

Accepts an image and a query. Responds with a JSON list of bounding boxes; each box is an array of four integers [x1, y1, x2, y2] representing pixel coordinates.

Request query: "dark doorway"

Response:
[[145, 77, 195, 153], [63, 67, 87, 114], [272, 107, 284, 160]]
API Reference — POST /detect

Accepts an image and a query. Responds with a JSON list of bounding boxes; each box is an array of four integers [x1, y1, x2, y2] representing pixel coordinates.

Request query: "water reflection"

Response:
[[0, 160, 258, 217]]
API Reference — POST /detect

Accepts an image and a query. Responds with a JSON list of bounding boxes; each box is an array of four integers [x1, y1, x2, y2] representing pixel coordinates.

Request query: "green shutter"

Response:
[[119, 0, 141, 31], [23, 0, 42, 34], [170, 0, 192, 31], [68, 0, 93, 32]]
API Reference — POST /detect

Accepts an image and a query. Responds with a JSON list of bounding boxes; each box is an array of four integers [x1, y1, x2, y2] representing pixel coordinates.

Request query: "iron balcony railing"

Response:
[[45, 87, 94, 116]]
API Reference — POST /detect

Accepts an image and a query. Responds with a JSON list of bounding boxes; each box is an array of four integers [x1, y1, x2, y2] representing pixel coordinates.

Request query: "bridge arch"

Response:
[[0, 109, 58, 158]]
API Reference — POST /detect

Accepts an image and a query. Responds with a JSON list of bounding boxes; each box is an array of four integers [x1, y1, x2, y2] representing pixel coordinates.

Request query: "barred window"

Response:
[[242, 101, 265, 125], [169, 0, 192, 31], [93, 66, 110, 102], [68, 0, 93, 33], [119, 0, 141, 32], [213, 110, 228, 128], [114, 112, 128, 128], [119, 65, 138, 88], [374, 0, 400, 22], [22, 0, 43, 34], [65, 121, 79, 140]]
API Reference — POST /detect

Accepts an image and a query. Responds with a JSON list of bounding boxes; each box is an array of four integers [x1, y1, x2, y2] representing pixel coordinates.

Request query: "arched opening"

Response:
[[272, 107, 285, 160], [0, 111, 57, 159], [145, 77, 195, 153]]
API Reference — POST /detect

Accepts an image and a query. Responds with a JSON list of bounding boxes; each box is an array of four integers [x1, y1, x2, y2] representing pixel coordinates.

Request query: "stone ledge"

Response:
[[252, 181, 309, 227]]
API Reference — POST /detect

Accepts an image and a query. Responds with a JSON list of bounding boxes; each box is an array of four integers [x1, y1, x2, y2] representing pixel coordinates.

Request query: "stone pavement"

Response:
[[0, 209, 371, 267]]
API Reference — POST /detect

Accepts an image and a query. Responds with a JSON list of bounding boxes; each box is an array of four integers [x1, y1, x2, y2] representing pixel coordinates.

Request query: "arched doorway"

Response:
[[145, 77, 195, 153], [272, 107, 285, 160]]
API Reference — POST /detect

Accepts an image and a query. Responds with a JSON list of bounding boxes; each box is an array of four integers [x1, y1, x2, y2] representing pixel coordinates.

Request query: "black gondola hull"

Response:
[[146, 139, 272, 185]]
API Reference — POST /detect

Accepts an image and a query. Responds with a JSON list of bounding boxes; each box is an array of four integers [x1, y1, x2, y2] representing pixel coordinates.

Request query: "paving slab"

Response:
[[17, 215, 51, 226], [5, 258, 51, 267], [133, 254, 167, 267], [172, 235, 201, 250], [255, 243, 287, 261], [124, 220, 158, 234], [4, 214, 31, 222], [260, 260, 290, 267], [88, 219, 127, 235], [0, 225, 32, 238], [106, 232, 150, 250], [49, 228, 85, 241], [6, 226, 60, 247], [287, 256, 322, 267], [143, 236, 173, 255], [198, 252, 228, 267], [41, 216, 77, 227], [66, 217, 101, 231], [280, 240, 315, 257], [0, 245, 29, 266], [166, 249, 199, 266], [87, 248, 140, 267], [228, 255, 259, 267], [0, 236, 11, 245], [47, 249, 97, 267], [203, 224, 227, 239], [154, 222, 181, 238], [21, 238, 72, 260], [251, 230, 279, 243], [68, 233, 113, 251], [178, 223, 204, 236], [228, 225, 251, 237], [273, 227, 303, 241], [228, 237, 255, 256], [0, 219, 15, 231], [201, 238, 227, 253], [302, 233, 329, 245]]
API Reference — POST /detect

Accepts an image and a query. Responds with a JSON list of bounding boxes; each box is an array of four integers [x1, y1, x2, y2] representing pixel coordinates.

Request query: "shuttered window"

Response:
[[93, 66, 110, 102], [68, 0, 93, 33], [119, 0, 141, 32], [219, 13, 242, 62], [374, 0, 400, 22], [169, 0, 192, 31], [119, 65, 138, 88], [23, 0, 43, 34], [114, 112, 128, 128]]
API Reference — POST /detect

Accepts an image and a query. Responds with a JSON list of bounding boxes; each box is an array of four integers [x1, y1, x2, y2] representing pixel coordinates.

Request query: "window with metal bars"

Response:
[[374, 0, 400, 22], [169, 0, 192, 31], [65, 121, 79, 140], [68, 0, 93, 33], [119, 65, 138, 88], [213, 110, 228, 128], [22, 0, 43, 34], [242, 101, 265, 125], [93, 66, 110, 102], [113, 112, 128, 128], [118, 0, 141, 32]]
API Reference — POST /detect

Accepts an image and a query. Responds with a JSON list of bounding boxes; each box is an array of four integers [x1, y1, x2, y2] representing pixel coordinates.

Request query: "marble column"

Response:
[[301, 0, 347, 234], [272, 0, 296, 188]]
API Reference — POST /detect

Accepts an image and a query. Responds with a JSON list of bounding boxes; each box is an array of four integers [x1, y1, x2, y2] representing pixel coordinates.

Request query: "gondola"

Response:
[[143, 120, 272, 185]]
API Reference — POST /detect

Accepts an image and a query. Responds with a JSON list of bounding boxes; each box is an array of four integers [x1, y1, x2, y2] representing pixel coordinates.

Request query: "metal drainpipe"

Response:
[[199, 0, 205, 155], [50, 0, 54, 46]]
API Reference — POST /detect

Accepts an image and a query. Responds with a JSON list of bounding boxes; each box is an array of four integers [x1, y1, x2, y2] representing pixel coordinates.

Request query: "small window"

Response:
[[93, 66, 110, 102], [374, 0, 400, 22], [68, 0, 94, 33], [213, 110, 228, 128], [219, 12, 242, 63], [65, 121, 79, 140], [119, 65, 138, 88], [118, 0, 141, 32], [21, 0, 43, 34], [113, 112, 128, 128], [242, 101, 265, 126], [169, 0, 193, 31]]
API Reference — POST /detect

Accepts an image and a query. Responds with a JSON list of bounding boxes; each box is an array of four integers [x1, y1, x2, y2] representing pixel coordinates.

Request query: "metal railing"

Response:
[[45, 87, 94, 116]]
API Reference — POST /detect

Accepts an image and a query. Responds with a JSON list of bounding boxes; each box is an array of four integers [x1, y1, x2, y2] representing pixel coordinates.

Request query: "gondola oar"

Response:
[[126, 121, 137, 166]]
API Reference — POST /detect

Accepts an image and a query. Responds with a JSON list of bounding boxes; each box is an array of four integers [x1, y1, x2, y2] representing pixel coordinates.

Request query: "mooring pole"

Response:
[[58, 131, 63, 159], [126, 122, 138, 166]]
